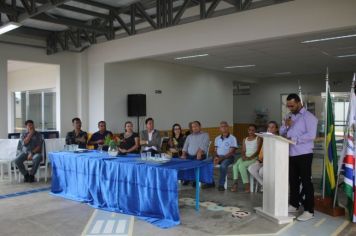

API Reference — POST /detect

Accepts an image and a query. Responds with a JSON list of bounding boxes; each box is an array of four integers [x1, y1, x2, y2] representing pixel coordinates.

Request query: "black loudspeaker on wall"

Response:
[[127, 94, 146, 117]]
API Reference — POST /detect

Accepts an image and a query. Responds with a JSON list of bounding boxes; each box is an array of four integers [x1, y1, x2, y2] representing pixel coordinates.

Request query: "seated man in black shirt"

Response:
[[65, 117, 88, 149], [88, 121, 113, 151]]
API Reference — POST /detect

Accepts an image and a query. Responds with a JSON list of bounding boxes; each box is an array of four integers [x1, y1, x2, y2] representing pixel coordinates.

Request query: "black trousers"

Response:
[[289, 153, 314, 213]]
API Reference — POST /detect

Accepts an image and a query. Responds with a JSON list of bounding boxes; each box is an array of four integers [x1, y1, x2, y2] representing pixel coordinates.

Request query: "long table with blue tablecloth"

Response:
[[49, 151, 213, 228]]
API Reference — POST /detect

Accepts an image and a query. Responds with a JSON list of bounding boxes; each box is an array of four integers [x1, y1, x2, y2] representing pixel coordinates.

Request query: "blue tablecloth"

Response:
[[49, 151, 213, 228]]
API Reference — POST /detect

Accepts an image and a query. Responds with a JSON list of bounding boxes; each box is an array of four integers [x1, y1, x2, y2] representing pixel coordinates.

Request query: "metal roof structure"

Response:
[[0, 0, 292, 54]]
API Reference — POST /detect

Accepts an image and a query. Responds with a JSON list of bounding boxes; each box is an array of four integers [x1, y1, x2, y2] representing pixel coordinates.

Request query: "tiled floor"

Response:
[[0, 176, 354, 236], [0, 155, 354, 236]]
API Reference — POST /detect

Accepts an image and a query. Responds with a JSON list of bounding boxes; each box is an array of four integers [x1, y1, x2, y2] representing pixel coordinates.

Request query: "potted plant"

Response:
[[104, 135, 121, 157]]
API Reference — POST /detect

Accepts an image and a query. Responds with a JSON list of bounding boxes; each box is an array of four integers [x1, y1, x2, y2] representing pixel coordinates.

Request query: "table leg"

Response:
[[0, 163, 3, 181], [195, 167, 200, 211]]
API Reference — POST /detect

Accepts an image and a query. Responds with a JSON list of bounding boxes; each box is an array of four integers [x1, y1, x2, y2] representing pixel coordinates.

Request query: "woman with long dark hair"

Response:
[[167, 123, 186, 157], [118, 121, 139, 154]]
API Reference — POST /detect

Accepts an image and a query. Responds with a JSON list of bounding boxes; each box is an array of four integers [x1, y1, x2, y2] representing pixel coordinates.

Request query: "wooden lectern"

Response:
[[254, 133, 295, 224]]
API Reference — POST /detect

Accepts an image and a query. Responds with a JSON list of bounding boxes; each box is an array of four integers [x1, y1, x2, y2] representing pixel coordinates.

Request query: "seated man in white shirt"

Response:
[[214, 121, 238, 191]]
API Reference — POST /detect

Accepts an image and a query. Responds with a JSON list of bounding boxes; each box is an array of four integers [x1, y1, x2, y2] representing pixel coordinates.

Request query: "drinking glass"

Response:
[[140, 152, 147, 161], [146, 151, 151, 159], [98, 144, 103, 153]]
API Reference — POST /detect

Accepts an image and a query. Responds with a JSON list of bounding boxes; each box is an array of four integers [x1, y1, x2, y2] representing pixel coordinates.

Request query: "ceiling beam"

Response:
[[0, 3, 17, 15], [135, 2, 157, 29], [73, 0, 116, 11], [111, 10, 131, 35], [18, 0, 71, 22], [173, 0, 191, 25], [34, 13, 108, 33], [206, 0, 222, 17], [10, 25, 51, 38], [58, 4, 110, 20]]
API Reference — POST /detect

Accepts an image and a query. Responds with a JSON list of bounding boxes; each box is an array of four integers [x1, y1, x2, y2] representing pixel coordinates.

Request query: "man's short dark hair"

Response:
[[98, 121, 106, 126], [192, 120, 201, 126], [286, 93, 301, 102], [72, 117, 81, 123], [24, 120, 34, 125], [145, 117, 153, 124]]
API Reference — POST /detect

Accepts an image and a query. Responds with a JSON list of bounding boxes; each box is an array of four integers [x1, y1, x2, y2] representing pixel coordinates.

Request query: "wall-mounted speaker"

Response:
[[127, 94, 146, 117]]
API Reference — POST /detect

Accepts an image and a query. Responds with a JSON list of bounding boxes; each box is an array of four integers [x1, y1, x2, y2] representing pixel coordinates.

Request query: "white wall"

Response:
[[234, 73, 355, 124], [7, 64, 59, 132], [0, 43, 86, 138], [8, 64, 58, 92], [104, 59, 235, 133]]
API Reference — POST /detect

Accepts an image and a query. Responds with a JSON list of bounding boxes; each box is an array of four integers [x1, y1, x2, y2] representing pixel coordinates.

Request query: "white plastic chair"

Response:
[[44, 138, 66, 182], [0, 139, 20, 182], [249, 174, 259, 193]]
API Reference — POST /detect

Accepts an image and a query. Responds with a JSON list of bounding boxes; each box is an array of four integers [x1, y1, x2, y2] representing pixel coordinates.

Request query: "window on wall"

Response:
[[13, 89, 56, 132], [321, 92, 350, 138]]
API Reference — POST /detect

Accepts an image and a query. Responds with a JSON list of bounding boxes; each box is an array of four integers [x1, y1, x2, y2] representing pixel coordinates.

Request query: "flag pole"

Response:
[[333, 73, 356, 207], [298, 80, 304, 106], [322, 67, 329, 199]]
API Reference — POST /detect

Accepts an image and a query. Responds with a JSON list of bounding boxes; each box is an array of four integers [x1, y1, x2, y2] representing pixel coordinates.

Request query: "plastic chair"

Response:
[[0, 139, 20, 182], [44, 138, 66, 182]]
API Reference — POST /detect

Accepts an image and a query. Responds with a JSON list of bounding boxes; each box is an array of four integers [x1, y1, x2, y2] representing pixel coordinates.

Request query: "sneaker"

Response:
[[24, 173, 30, 182], [182, 181, 190, 186], [288, 205, 298, 213], [201, 182, 215, 189], [28, 175, 35, 183], [297, 211, 314, 221], [218, 186, 225, 191]]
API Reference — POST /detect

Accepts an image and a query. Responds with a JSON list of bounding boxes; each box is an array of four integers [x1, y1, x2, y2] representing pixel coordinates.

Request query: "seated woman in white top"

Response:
[[231, 124, 262, 192], [248, 121, 279, 191]]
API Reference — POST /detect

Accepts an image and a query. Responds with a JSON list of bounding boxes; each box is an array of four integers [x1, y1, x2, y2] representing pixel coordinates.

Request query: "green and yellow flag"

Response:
[[324, 89, 338, 196]]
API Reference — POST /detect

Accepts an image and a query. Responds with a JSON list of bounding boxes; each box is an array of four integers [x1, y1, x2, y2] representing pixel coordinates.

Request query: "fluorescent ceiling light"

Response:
[[337, 53, 356, 58], [175, 54, 209, 60], [224, 64, 256, 69], [0, 22, 21, 35], [274, 72, 291, 75], [301, 34, 356, 43]]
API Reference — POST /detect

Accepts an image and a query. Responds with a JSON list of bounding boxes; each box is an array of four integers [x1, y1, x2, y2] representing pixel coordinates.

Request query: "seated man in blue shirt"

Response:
[[181, 121, 210, 187], [182, 121, 210, 160], [88, 121, 113, 151], [15, 120, 43, 183]]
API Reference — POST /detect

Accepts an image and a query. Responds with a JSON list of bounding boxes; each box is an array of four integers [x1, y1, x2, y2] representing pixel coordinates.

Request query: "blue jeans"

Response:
[[218, 157, 234, 186], [15, 152, 42, 176]]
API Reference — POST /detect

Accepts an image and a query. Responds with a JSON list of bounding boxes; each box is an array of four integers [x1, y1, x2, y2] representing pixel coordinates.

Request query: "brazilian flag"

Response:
[[324, 89, 338, 197]]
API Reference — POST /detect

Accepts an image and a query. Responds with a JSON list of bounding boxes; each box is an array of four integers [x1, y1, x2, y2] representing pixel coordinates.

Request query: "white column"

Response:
[[76, 52, 89, 131], [0, 58, 8, 138], [88, 62, 105, 132]]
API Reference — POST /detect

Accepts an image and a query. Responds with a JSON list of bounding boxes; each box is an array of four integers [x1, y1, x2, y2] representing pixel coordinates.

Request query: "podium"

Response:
[[254, 133, 295, 224]]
